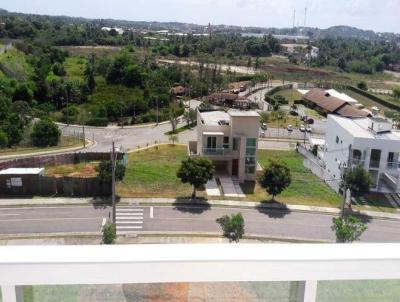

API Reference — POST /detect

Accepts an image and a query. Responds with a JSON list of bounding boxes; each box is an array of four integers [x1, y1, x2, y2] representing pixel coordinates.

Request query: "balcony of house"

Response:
[[1, 244, 400, 302], [203, 147, 231, 157]]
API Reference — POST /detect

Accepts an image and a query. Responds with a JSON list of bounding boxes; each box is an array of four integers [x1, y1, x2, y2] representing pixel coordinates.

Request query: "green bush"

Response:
[[102, 222, 116, 244], [87, 117, 109, 127], [31, 119, 61, 147], [0, 130, 8, 148], [96, 160, 126, 183]]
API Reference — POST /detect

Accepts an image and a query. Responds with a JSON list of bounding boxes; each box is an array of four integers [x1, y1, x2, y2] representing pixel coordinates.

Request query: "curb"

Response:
[[127, 231, 332, 243], [0, 139, 94, 161], [0, 232, 101, 240]]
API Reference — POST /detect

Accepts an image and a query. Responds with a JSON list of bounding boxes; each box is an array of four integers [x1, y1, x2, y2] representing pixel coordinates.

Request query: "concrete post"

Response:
[[2, 285, 17, 302], [297, 280, 317, 302]]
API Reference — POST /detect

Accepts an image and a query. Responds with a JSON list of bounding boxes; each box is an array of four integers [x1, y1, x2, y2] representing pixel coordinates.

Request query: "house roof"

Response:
[[303, 89, 370, 118], [228, 110, 260, 117], [171, 85, 185, 95]]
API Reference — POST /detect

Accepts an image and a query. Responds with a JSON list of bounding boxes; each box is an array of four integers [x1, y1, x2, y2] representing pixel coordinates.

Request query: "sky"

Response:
[[1, 0, 399, 33]]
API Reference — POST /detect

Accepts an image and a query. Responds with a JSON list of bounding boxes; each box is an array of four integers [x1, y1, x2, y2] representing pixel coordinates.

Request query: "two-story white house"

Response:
[[324, 115, 400, 193], [188, 109, 260, 183]]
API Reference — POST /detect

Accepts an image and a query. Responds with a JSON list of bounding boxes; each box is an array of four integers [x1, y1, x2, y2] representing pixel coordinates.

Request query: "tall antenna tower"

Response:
[[304, 7, 308, 28], [292, 9, 296, 29]]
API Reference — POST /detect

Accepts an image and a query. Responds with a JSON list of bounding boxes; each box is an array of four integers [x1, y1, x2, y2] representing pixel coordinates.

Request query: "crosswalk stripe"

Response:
[[116, 216, 143, 219], [117, 221, 143, 224], [117, 226, 143, 230], [116, 213, 143, 216], [117, 209, 144, 212]]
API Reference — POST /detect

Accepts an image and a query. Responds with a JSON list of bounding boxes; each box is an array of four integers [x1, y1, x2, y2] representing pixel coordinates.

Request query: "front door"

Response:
[[232, 159, 239, 176]]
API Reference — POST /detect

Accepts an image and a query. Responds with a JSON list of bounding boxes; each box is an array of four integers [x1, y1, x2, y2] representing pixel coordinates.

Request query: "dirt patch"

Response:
[[45, 163, 98, 178]]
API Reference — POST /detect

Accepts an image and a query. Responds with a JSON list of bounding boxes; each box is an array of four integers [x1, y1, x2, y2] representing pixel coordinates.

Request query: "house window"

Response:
[[336, 136, 339, 144], [223, 137, 230, 149], [245, 138, 257, 175], [233, 137, 240, 151], [206, 136, 216, 150]]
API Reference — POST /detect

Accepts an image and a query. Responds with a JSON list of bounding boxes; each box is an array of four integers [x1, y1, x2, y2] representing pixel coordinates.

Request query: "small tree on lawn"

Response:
[[357, 81, 368, 91], [332, 215, 367, 243], [96, 160, 126, 183], [168, 133, 179, 145], [177, 157, 214, 199], [31, 119, 61, 147], [345, 166, 371, 198], [393, 87, 400, 99], [216, 213, 245, 242], [102, 222, 116, 244], [259, 160, 291, 200]]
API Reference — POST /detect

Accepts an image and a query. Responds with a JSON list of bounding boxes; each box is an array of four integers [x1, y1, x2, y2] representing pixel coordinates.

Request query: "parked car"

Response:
[[239, 85, 246, 92], [306, 125, 312, 133], [307, 118, 314, 125], [261, 123, 268, 130], [260, 130, 266, 138], [299, 124, 306, 132], [287, 125, 293, 132]]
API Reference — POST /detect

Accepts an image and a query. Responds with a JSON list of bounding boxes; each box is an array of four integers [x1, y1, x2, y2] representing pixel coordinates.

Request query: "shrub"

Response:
[[0, 130, 8, 148], [96, 160, 126, 183], [31, 119, 61, 147], [102, 222, 116, 244], [216, 213, 245, 242]]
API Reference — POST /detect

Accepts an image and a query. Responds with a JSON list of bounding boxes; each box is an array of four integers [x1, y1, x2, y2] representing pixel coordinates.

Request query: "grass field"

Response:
[[339, 89, 393, 112], [244, 150, 342, 207], [117, 145, 200, 198], [118, 145, 341, 207], [0, 47, 33, 81], [0, 136, 84, 157], [64, 56, 86, 81]]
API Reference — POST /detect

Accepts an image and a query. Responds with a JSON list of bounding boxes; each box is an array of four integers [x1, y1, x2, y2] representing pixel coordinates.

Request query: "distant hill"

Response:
[[0, 8, 398, 41]]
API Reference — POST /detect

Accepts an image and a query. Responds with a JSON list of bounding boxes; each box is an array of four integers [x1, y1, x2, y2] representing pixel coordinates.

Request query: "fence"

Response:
[[0, 152, 122, 197], [298, 145, 340, 193]]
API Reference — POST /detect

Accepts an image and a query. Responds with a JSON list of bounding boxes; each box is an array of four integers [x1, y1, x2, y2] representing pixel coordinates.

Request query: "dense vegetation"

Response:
[[312, 38, 400, 74]]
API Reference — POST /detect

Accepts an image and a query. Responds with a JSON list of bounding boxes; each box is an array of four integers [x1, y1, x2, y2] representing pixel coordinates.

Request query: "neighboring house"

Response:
[[170, 85, 186, 98], [188, 109, 260, 182], [302, 89, 371, 118], [324, 115, 400, 193]]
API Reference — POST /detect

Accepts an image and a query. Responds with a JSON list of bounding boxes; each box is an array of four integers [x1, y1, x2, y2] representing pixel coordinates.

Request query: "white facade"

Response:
[[188, 109, 260, 182], [324, 115, 400, 193]]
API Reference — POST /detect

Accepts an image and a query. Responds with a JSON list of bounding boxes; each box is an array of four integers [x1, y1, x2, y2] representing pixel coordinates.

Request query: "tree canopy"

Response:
[[259, 160, 292, 199]]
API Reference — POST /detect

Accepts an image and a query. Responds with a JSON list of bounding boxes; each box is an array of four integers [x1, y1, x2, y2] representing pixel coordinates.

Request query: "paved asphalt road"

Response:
[[1, 205, 400, 242]]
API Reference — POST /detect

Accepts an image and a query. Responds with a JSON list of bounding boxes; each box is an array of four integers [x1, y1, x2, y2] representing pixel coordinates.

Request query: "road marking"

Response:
[[0, 217, 101, 222], [150, 206, 154, 218], [117, 209, 144, 212], [116, 212, 143, 216], [100, 218, 107, 231], [116, 226, 143, 230], [117, 221, 143, 224], [0, 214, 20, 216]]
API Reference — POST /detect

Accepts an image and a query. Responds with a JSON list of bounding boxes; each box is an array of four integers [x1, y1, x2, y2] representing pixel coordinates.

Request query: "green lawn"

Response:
[[64, 56, 86, 81], [339, 89, 393, 112], [0, 136, 84, 157], [118, 145, 341, 207], [272, 89, 303, 103], [0, 47, 33, 80], [117, 145, 198, 198], [245, 150, 342, 207]]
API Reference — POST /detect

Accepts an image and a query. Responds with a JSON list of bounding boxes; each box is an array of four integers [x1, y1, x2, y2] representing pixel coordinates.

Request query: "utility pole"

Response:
[[82, 124, 86, 148], [111, 141, 116, 223], [156, 96, 159, 125], [341, 144, 352, 216]]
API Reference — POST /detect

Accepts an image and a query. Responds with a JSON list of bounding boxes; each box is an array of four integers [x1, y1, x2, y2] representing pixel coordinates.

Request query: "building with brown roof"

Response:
[[303, 89, 370, 118], [207, 93, 239, 106]]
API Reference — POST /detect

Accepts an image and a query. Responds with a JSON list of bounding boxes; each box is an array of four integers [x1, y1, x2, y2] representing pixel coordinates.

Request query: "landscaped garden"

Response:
[[117, 144, 342, 207]]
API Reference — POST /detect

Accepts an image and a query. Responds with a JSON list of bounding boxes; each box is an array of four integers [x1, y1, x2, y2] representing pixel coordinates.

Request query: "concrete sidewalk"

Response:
[[0, 197, 399, 221]]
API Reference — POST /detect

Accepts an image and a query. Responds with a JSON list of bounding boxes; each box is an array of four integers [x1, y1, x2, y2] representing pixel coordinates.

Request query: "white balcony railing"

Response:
[[1, 244, 400, 302]]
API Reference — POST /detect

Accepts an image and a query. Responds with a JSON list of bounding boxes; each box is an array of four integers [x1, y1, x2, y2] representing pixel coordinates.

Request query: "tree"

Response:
[[12, 84, 33, 104], [393, 87, 400, 99], [31, 119, 61, 147], [344, 166, 371, 198], [0, 130, 8, 148], [216, 213, 245, 242], [52, 62, 66, 76], [357, 81, 368, 91], [332, 215, 367, 243], [84, 53, 96, 94], [259, 160, 291, 200], [11, 101, 32, 125], [169, 105, 180, 133], [168, 133, 178, 145], [184, 108, 196, 127], [97, 160, 126, 183], [102, 222, 116, 244], [177, 157, 214, 199]]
